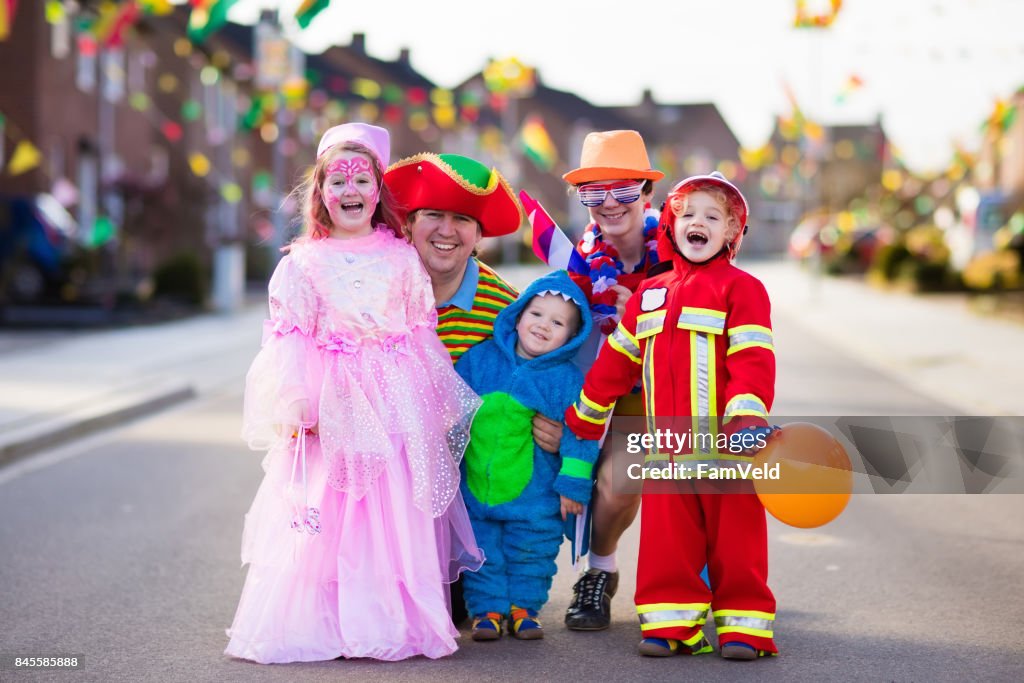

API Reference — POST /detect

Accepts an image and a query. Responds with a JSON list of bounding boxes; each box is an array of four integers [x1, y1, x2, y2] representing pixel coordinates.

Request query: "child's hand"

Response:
[[729, 425, 780, 455], [560, 495, 583, 521], [610, 284, 632, 322], [532, 414, 563, 453]]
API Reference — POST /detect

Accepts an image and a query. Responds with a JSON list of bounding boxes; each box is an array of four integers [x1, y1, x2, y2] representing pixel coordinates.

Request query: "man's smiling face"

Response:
[[407, 209, 482, 281]]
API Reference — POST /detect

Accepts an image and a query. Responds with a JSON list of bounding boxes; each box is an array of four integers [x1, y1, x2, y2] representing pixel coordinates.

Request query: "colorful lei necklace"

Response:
[[577, 206, 661, 334]]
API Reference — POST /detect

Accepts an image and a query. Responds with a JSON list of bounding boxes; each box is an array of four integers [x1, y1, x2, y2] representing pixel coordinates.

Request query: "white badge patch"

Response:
[[640, 287, 667, 312]]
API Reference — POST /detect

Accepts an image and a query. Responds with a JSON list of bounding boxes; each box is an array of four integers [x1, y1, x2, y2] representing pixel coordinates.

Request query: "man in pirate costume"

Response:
[[385, 152, 562, 624]]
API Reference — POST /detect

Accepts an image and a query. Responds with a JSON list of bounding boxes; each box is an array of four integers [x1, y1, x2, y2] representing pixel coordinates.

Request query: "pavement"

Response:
[[2, 258, 1023, 469]]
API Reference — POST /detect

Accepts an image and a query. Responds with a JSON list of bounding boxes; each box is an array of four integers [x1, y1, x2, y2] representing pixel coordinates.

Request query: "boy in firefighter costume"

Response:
[[456, 271, 599, 641], [565, 172, 778, 660]]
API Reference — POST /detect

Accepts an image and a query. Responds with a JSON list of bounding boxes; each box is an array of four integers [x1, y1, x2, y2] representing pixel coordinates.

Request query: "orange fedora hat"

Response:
[[562, 130, 665, 185]]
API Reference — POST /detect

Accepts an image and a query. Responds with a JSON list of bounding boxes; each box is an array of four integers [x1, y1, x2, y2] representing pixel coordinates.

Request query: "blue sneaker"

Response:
[[720, 642, 759, 660], [510, 605, 543, 640], [471, 612, 503, 641]]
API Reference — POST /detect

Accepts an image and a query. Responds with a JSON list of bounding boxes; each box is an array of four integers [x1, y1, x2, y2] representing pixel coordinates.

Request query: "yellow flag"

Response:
[[8, 140, 42, 175]]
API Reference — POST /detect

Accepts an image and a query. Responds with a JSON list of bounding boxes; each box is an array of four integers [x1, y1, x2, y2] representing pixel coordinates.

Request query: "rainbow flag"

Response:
[[295, 0, 330, 29], [0, 0, 19, 42], [520, 190, 588, 275], [520, 115, 557, 171], [187, 0, 239, 43]]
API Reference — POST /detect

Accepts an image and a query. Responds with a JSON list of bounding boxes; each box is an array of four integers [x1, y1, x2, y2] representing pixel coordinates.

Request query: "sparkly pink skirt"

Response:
[[225, 434, 483, 663]]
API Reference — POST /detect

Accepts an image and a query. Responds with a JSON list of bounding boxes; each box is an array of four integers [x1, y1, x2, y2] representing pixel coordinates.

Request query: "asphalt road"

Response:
[[1, 309, 1023, 682]]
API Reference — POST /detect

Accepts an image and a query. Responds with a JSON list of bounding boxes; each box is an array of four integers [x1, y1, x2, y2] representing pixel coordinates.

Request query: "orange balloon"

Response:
[[754, 422, 852, 528]]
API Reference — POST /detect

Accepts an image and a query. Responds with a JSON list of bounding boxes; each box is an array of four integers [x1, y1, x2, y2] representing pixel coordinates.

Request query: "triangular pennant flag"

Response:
[[7, 139, 41, 175], [295, 0, 330, 29], [0, 0, 19, 42], [187, 0, 239, 44]]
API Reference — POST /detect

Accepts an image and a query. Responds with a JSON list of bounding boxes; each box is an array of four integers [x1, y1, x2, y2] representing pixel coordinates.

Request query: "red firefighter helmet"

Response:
[[660, 171, 749, 258]]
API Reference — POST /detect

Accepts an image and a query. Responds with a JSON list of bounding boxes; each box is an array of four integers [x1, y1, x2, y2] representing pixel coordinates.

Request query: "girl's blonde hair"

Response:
[[288, 141, 402, 246], [668, 182, 743, 242]]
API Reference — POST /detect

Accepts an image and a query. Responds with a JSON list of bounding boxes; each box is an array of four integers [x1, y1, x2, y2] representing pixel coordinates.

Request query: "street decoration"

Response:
[[0, 0, 18, 42], [519, 115, 558, 171], [483, 57, 535, 97], [187, 0, 239, 44], [834, 74, 864, 104], [793, 0, 842, 28], [7, 139, 41, 175], [295, 0, 329, 29]]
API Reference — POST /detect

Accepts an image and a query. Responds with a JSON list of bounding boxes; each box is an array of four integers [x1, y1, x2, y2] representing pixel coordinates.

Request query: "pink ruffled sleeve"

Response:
[[405, 254, 439, 331], [241, 254, 324, 451]]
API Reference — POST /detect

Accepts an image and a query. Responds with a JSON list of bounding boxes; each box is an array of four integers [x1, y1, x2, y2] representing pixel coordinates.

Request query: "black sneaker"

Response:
[[564, 569, 619, 630]]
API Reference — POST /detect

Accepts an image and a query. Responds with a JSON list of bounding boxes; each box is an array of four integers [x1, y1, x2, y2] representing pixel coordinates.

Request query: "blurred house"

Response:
[[756, 116, 889, 255], [0, 6, 446, 311]]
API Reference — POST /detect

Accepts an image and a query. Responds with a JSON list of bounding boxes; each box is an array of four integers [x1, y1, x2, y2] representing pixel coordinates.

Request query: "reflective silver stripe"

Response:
[[679, 314, 725, 333], [576, 400, 611, 422], [636, 315, 665, 337], [715, 615, 774, 631], [642, 334, 656, 440], [639, 608, 709, 625], [724, 396, 767, 417], [695, 333, 711, 455], [610, 327, 641, 359], [729, 330, 773, 347]]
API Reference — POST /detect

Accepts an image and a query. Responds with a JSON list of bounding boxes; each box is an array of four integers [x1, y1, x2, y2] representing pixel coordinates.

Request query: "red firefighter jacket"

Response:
[[565, 249, 775, 466]]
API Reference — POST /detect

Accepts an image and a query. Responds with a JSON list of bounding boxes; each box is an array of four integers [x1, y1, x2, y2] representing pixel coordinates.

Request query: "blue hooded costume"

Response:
[[455, 270, 600, 616]]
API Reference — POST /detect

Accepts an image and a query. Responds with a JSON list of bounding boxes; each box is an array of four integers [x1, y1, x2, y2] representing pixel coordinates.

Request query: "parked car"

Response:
[[0, 194, 81, 304], [789, 212, 893, 273]]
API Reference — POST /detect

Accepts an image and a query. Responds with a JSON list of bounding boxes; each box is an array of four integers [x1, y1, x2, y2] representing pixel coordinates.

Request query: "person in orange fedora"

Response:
[[528, 130, 665, 631]]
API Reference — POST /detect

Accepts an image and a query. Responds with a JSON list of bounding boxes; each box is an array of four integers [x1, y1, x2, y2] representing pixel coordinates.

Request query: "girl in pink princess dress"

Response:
[[225, 123, 484, 663]]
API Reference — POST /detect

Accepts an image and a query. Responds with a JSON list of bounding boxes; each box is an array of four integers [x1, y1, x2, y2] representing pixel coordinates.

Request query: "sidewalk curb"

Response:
[[0, 382, 196, 469]]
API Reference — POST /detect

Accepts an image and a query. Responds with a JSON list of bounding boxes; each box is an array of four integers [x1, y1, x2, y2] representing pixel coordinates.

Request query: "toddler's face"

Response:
[[320, 150, 379, 237], [673, 190, 730, 262], [515, 294, 578, 360]]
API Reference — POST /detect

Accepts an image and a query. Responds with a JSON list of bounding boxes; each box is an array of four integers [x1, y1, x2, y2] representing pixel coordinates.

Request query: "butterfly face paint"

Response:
[[320, 151, 379, 238]]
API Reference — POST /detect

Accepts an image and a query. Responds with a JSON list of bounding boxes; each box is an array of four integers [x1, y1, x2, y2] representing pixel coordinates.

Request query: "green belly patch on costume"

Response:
[[465, 391, 536, 506]]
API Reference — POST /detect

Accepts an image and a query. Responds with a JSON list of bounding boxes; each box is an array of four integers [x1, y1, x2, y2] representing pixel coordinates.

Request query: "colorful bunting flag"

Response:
[[520, 190, 588, 275], [187, 0, 239, 44], [794, 0, 843, 28], [980, 98, 1017, 135], [834, 74, 864, 104], [520, 115, 558, 171], [139, 0, 173, 15], [483, 57, 535, 96], [7, 139, 41, 175], [0, 0, 18, 42], [95, 1, 140, 48], [295, 0, 330, 29]]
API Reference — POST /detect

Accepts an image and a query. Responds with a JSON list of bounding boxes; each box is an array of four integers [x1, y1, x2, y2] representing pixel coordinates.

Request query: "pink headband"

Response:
[[316, 122, 391, 169]]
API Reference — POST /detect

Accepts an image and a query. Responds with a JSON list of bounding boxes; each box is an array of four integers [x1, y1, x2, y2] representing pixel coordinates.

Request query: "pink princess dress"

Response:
[[225, 227, 484, 663]]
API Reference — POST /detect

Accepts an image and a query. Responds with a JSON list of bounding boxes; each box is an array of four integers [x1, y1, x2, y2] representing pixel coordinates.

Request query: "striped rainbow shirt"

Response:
[[436, 258, 518, 363]]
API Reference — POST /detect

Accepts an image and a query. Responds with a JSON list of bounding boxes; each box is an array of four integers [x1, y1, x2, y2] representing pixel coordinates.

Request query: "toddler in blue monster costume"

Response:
[[455, 270, 599, 642]]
